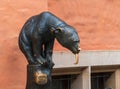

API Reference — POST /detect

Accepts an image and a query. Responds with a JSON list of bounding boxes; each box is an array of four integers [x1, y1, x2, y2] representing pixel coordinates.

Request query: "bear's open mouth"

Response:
[[72, 47, 81, 54]]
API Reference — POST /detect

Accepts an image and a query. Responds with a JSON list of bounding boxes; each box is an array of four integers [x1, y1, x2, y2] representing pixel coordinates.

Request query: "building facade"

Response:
[[52, 51, 120, 89]]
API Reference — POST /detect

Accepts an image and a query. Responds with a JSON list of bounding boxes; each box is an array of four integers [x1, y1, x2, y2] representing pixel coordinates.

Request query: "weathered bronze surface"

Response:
[[18, 11, 80, 89]]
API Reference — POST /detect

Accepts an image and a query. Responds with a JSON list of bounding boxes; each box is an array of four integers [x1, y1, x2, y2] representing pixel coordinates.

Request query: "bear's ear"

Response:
[[55, 27, 63, 34]]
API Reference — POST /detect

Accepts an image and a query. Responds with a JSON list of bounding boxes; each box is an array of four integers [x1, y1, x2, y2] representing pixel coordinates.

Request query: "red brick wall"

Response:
[[0, 0, 120, 89], [48, 0, 120, 50], [0, 0, 47, 89]]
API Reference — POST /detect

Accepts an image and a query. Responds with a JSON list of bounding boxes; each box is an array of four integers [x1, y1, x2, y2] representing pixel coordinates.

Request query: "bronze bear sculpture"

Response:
[[18, 11, 80, 89], [19, 11, 80, 66]]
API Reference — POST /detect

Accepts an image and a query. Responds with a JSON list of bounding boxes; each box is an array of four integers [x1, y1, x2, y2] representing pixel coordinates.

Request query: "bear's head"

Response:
[[51, 25, 81, 64]]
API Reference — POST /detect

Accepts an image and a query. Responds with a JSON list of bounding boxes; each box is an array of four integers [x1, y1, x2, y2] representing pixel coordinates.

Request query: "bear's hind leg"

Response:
[[19, 34, 36, 64]]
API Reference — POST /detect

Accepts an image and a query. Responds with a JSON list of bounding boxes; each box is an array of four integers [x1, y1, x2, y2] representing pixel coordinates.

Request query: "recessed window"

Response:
[[52, 75, 76, 89], [91, 72, 112, 89]]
